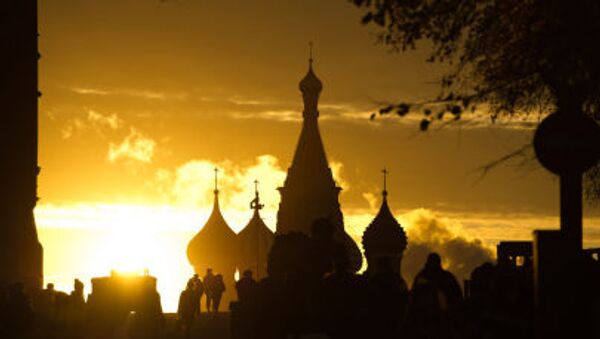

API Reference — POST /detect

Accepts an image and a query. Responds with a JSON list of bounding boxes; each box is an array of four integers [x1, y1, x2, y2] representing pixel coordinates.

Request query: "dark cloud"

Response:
[[400, 210, 494, 287]]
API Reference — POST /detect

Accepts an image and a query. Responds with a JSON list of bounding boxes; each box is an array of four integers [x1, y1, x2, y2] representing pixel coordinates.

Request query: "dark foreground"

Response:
[[0, 312, 231, 339]]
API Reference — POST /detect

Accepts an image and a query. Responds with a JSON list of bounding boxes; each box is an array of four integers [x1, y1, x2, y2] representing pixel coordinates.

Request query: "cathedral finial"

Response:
[[299, 41, 323, 114], [250, 179, 264, 211], [214, 167, 219, 194], [382, 167, 389, 198]]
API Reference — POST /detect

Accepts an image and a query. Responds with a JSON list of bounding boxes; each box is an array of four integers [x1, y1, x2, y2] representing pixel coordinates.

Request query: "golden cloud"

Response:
[[108, 128, 157, 164]]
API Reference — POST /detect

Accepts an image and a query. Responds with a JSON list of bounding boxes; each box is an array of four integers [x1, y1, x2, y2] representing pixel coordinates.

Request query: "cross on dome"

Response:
[[382, 167, 389, 198], [251, 179, 264, 211], [214, 167, 220, 194]]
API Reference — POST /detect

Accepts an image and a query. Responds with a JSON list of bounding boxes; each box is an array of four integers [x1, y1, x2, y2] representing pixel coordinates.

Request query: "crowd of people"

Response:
[[177, 268, 226, 337], [231, 247, 535, 339], [226, 220, 600, 339], [2, 221, 600, 339], [0, 279, 88, 338]]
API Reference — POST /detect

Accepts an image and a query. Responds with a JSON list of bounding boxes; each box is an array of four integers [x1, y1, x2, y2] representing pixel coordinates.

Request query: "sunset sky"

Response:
[[36, 0, 599, 311]]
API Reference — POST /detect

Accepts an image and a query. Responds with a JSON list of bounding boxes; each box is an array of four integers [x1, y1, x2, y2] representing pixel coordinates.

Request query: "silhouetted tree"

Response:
[[352, 0, 600, 200]]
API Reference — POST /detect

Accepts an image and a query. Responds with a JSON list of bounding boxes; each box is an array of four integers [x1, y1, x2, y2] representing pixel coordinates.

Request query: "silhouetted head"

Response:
[[206, 268, 213, 275], [243, 270, 253, 279], [46, 283, 55, 291], [216, 274, 223, 281], [425, 252, 442, 270], [311, 218, 335, 241], [193, 274, 198, 279]]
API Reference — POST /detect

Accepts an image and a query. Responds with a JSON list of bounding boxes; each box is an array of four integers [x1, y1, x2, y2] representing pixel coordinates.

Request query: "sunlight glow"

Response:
[[35, 202, 279, 312]]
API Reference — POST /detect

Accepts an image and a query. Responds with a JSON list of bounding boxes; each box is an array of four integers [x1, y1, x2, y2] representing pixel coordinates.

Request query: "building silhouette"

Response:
[[276, 51, 362, 272], [362, 169, 407, 277], [187, 169, 237, 305], [236, 181, 274, 280], [0, 0, 44, 291]]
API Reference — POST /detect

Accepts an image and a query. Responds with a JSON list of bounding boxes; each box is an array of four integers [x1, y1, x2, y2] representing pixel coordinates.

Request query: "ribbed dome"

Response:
[[299, 60, 323, 94], [187, 190, 238, 270], [362, 192, 407, 257]]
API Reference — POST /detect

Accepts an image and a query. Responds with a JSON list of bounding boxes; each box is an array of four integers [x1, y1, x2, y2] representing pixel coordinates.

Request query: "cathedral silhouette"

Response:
[[185, 55, 394, 302]]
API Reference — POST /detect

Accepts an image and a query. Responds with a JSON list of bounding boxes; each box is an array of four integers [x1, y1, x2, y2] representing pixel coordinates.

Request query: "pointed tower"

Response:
[[362, 169, 408, 277], [237, 180, 274, 280], [276, 46, 362, 272], [187, 169, 237, 299], [0, 0, 43, 291]]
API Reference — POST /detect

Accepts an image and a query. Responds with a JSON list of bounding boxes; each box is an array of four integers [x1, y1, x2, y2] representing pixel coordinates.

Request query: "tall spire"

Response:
[[277, 51, 363, 272]]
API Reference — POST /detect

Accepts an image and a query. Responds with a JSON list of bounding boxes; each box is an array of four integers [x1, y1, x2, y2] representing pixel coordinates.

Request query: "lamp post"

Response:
[[532, 109, 600, 338]]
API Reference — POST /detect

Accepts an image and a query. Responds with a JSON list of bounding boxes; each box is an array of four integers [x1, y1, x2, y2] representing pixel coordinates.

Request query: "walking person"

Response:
[[212, 274, 226, 314], [178, 281, 196, 339], [188, 274, 204, 317], [203, 268, 216, 313]]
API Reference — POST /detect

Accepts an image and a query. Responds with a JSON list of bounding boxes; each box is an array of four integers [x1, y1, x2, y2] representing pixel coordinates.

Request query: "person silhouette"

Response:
[[321, 244, 367, 339], [203, 268, 216, 312], [34, 282, 57, 331], [405, 252, 463, 338], [178, 280, 196, 339], [66, 278, 86, 338], [70, 279, 85, 309], [212, 274, 226, 314], [236, 270, 258, 305], [413, 253, 463, 308], [188, 274, 204, 317], [366, 256, 409, 339]]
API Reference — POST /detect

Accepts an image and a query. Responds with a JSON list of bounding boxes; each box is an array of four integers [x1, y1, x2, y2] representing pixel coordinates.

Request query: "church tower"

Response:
[[0, 0, 44, 290], [276, 48, 362, 272]]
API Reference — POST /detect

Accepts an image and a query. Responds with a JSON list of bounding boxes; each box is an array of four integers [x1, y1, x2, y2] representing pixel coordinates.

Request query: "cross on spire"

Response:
[[214, 167, 219, 193], [382, 167, 389, 197], [250, 179, 264, 211], [309, 41, 314, 65]]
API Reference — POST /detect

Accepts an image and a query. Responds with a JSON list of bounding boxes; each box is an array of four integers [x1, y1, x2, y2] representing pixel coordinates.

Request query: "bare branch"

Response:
[[469, 143, 533, 186]]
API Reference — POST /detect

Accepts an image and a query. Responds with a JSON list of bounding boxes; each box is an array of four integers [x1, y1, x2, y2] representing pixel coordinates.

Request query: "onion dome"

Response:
[[187, 169, 238, 276], [362, 169, 407, 274], [299, 58, 323, 94], [299, 42, 323, 117], [236, 181, 274, 280]]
